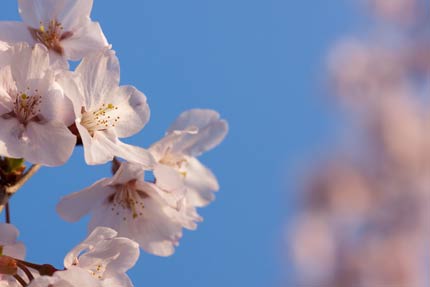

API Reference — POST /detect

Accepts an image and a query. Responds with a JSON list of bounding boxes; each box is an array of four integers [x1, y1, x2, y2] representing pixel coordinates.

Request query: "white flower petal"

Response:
[[167, 109, 221, 133], [62, 21, 108, 61], [57, 178, 113, 223], [81, 128, 155, 167], [7, 43, 50, 88], [0, 118, 75, 166], [27, 275, 57, 287], [78, 125, 115, 165], [166, 109, 229, 157], [57, 71, 85, 117], [18, 0, 92, 29], [0, 66, 16, 115], [179, 119, 229, 157], [111, 85, 150, 138], [64, 227, 117, 268], [131, 193, 183, 257], [150, 114, 228, 160], [0, 22, 34, 45], [29, 267, 102, 287], [153, 164, 186, 207], [113, 142, 156, 169], [88, 205, 129, 239], [57, 267, 101, 287], [39, 76, 75, 126], [64, 227, 138, 286], [184, 157, 219, 207], [3, 243, 26, 260], [75, 49, 119, 110], [0, 224, 25, 260], [52, 0, 93, 30], [79, 237, 139, 275], [0, 224, 19, 245], [101, 273, 133, 287], [22, 121, 76, 166]]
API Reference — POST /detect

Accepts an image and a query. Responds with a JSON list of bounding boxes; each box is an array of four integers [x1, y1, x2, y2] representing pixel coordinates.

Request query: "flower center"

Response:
[[71, 257, 106, 280], [80, 103, 120, 137], [29, 20, 73, 55], [13, 90, 42, 124], [90, 262, 106, 280], [108, 180, 148, 221]]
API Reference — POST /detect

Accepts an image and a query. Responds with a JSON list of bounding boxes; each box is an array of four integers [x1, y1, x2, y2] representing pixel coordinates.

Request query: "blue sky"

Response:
[[0, 1, 361, 286]]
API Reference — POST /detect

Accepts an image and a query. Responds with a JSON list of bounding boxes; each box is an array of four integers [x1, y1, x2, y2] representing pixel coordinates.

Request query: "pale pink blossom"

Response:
[[28, 227, 138, 287], [150, 109, 228, 208], [0, 43, 76, 166], [0, 0, 108, 62], [58, 49, 154, 167], [57, 161, 193, 257], [28, 267, 101, 287]]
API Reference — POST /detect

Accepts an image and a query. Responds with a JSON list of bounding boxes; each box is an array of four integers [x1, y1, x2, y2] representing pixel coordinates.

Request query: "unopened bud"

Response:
[[0, 256, 18, 275], [111, 157, 121, 175], [38, 264, 58, 276]]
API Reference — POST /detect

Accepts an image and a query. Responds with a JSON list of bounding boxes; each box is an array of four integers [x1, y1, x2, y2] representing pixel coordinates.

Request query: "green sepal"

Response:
[[4, 158, 25, 174]]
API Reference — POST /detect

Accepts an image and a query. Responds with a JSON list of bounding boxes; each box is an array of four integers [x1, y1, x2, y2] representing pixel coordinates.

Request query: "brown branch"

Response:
[[13, 274, 27, 287], [0, 164, 42, 217], [5, 164, 41, 195]]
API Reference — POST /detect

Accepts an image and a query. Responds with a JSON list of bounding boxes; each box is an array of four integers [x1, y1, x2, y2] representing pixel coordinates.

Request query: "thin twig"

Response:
[[6, 164, 42, 195], [15, 259, 44, 271], [13, 274, 27, 287], [17, 261, 34, 282], [5, 202, 10, 223]]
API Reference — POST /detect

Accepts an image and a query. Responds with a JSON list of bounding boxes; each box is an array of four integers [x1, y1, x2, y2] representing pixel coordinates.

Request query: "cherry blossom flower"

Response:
[[57, 161, 195, 257], [0, 43, 76, 166], [0, 224, 25, 287], [63, 227, 139, 287], [28, 227, 138, 287], [28, 267, 101, 287], [150, 109, 228, 207], [0, 0, 108, 61], [58, 49, 154, 167]]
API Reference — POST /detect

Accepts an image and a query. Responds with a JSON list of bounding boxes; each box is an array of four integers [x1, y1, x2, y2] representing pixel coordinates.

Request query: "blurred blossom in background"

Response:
[[288, 0, 430, 286]]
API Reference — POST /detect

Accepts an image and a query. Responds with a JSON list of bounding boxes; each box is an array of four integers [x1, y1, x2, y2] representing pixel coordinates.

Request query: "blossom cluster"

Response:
[[289, 0, 429, 286], [0, 0, 228, 286]]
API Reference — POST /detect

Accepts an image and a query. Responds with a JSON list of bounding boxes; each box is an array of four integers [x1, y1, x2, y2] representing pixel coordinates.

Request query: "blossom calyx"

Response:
[[0, 256, 17, 275]]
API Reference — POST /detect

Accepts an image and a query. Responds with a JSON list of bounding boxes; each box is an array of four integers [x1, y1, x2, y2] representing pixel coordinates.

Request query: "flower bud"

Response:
[[0, 255, 18, 275]]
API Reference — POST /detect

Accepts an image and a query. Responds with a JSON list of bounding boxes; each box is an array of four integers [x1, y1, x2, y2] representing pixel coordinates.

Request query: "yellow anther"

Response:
[[107, 103, 114, 109], [21, 93, 28, 100], [39, 24, 45, 32]]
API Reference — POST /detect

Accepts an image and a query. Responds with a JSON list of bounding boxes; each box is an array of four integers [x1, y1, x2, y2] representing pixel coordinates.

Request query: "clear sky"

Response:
[[0, 1, 360, 286]]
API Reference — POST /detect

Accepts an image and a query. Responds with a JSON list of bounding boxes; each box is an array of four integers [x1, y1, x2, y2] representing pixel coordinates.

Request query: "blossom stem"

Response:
[[6, 164, 42, 195], [17, 261, 34, 281], [16, 259, 58, 276], [0, 164, 42, 217], [5, 202, 10, 223], [13, 274, 27, 287]]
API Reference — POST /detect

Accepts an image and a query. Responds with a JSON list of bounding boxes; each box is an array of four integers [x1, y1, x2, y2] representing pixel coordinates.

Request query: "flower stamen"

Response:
[[13, 89, 42, 124], [81, 103, 120, 136], [108, 180, 147, 221], [29, 20, 73, 55]]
